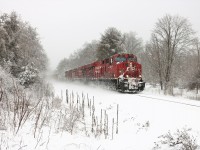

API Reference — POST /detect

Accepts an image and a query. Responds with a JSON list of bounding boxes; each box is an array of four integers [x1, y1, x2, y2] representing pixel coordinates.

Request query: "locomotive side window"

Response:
[[115, 57, 126, 62], [105, 59, 109, 63]]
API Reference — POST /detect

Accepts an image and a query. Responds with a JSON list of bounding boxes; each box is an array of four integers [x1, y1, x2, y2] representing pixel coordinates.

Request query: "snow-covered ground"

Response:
[[1, 80, 200, 150], [51, 80, 200, 150]]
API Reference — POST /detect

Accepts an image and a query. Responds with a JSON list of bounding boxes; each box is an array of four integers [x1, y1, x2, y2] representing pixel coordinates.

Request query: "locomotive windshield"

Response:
[[127, 57, 137, 62], [115, 57, 126, 62]]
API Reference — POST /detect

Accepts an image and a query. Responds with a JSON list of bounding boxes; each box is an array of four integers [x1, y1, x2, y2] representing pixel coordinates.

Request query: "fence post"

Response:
[[116, 104, 119, 134], [112, 118, 114, 140], [66, 89, 68, 104]]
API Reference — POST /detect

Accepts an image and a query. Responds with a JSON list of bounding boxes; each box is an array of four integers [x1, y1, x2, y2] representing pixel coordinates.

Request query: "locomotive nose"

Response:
[[129, 62, 133, 68]]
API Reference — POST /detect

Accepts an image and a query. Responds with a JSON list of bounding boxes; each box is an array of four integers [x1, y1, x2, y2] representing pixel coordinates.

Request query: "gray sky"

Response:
[[0, 0, 200, 69]]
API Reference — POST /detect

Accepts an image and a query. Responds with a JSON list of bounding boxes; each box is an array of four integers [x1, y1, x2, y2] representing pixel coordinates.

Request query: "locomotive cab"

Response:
[[113, 54, 145, 93]]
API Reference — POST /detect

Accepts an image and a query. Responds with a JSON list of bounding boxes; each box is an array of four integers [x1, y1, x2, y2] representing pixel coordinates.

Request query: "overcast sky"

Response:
[[0, 0, 200, 69]]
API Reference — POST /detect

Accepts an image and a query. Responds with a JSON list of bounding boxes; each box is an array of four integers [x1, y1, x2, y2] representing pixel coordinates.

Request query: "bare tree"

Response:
[[146, 14, 196, 94], [124, 32, 143, 56], [193, 38, 200, 72], [145, 35, 164, 89], [191, 38, 200, 93]]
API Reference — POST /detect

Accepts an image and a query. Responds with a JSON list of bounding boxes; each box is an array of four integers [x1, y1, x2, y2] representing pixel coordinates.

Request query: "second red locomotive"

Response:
[[65, 53, 145, 93]]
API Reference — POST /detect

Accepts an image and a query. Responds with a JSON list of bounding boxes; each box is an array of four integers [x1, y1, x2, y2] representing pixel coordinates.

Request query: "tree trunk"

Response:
[[160, 80, 163, 90]]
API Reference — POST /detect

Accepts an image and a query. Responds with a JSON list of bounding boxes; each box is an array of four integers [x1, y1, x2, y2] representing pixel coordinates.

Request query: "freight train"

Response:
[[65, 53, 145, 93]]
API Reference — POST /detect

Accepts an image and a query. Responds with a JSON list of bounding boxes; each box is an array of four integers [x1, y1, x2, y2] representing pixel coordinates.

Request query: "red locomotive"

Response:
[[65, 53, 145, 93]]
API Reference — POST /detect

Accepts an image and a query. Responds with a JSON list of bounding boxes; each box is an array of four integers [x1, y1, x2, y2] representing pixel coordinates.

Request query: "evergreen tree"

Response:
[[97, 27, 125, 60]]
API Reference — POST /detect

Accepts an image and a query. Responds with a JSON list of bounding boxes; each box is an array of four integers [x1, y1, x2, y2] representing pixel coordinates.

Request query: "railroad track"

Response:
[[136, 94, 200, 108]]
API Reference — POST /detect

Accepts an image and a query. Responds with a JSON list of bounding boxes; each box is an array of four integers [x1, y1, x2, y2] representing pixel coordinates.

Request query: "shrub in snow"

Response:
[[0, 66, 26, 132], [18, 64, 39, 88], [153, 128, 199, 150], [52, 96, 62, 109], [63, 107, 81, 135], [0, 66, 55, 134], [29, 81, 54, 100]]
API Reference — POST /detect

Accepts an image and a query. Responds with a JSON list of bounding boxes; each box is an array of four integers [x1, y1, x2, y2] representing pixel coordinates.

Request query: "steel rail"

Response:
[[136, 94, 200, 108]]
